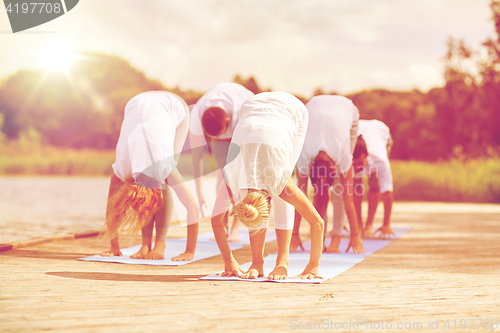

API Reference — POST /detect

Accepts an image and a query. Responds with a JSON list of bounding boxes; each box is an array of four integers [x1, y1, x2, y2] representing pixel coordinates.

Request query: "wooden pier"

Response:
[[1, 202, 499, 332]]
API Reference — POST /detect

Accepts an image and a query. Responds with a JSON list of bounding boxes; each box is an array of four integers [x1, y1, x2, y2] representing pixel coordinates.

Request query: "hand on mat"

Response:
[[217, 259, 243, 277], [363, 225, 374, 237], [289, 234, 304, 252], [346, 235, 364, 254], [295, 263, 322, 280], [375, 225, 395, 239], [100, 248, 122, 257], [172, 251, 194, 261]]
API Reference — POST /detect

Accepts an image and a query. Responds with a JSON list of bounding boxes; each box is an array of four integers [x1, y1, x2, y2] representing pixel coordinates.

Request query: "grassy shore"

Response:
[[391, 159, 500, 203], [1, 146, 499, 203], [0, 147, 115, 176]]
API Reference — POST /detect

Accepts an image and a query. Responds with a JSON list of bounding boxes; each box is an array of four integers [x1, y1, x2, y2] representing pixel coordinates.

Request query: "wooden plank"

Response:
[[0, 203, 499, 333], [8, 233, 75, 249]]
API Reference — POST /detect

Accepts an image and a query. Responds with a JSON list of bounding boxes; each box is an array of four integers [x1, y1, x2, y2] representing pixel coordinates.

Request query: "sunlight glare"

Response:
[[43, 42, 76, 71]]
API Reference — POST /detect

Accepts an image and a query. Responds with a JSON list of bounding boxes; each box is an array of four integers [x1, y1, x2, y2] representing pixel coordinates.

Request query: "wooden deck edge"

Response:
[[0, 230, 103, 252], [0, 244, 13, 251], [1, 233, 75, 251], [12, 233, 76, 249], [74, 231, 101, 239]]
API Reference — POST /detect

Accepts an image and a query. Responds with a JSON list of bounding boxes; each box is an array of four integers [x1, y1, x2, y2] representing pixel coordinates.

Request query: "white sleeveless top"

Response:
[[297, 95, 359, 176], [189, 82, 254, 139], [112, 91, 188, 185], [223, 92, 308, 199]]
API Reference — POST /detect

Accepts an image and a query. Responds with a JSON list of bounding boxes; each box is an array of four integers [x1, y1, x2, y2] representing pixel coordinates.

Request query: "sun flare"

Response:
[[43, 42, 77, 71]]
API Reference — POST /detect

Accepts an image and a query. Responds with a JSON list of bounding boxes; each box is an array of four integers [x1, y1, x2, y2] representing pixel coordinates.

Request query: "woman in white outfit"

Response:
[[292, 95, 364, 254], [190, 83, 254, 241], [211, 92, 324, 280], [101, 91, 199, 261], [352, 119, 395, 238]]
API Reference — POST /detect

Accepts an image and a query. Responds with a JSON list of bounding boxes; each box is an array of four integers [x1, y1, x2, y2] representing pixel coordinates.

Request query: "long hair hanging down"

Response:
[[234, 190, 271, 229], [104, 177, 164, 240]]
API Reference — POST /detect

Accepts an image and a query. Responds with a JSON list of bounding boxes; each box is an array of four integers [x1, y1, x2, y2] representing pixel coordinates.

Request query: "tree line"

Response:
[[1, 1, 499, 160]]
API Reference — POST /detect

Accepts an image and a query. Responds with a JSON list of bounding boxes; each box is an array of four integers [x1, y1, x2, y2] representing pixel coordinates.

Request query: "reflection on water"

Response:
[[0, 176, 217, 244], [0, 177, 109, 243]]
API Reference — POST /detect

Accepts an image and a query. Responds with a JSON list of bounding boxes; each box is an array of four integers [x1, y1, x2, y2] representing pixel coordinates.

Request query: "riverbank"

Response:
[[1, 148, 499, 203]]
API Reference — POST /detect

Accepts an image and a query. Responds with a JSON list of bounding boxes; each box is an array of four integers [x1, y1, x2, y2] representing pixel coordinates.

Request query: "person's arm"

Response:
[[280, 177, 324, 279], [167, 168, 200, 261], [100, 173, 123, 256], [290, 172, 308, 252], [190, 131, 208, 217], [211, 181, 243, 276], [339, 166, 364, 253], [375, 191, 395, 238]]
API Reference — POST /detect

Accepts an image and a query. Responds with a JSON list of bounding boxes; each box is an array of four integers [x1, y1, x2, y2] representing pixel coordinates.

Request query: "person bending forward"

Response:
[[211, 92, 324, 280]]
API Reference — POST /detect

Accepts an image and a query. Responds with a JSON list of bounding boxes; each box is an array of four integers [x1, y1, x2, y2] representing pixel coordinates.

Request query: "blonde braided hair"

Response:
[[234, 190, 271, 228]]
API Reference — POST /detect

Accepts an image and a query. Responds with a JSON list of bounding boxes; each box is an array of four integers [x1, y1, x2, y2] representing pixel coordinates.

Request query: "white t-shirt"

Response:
[[358, 119, 393, 193], [189, 82, 254, 139], [297, 95, 359, 176], [112, 91, 188, 185], [223, 92, 308, 199]]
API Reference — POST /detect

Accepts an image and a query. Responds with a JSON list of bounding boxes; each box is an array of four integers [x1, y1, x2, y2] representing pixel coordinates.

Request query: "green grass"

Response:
[[0, 147, 115, 176], [0, 146, 212, 177], [391, 159, 500, 203], [1, 144, 499, 203]]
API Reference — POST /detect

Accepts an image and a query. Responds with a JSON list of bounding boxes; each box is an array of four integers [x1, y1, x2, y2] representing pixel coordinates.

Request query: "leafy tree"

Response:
[[0, 54, 197, 149]]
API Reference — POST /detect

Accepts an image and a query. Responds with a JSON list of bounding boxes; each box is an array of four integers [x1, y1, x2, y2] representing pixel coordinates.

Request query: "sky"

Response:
[[0, 0, 496, 97]]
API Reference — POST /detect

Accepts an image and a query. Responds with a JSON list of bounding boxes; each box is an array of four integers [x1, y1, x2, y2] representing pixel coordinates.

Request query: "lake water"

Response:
[[0, 176, 217, 244], [6, 176, 497, 245]]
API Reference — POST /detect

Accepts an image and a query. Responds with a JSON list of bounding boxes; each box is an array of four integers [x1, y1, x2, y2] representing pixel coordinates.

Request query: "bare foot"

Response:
[[268, 265, 288, 280], [100, 248, 122, 257], [363, 226, 374, 237], [144, 242, 165, 260], [325, 235, 341, 253], [325, 243, 340, 253], [172, 251, 194, 261], [241, 263, 264, 279], [227, 232, 240, 243], [131, 245, 150, 259]]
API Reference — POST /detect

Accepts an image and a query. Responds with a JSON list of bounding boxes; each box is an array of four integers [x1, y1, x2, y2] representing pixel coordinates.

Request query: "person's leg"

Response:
[[329, 175, 345, 252], [365, 172, 381, 235], [375, 160, 394, 237], [268, 197, 294, 280], [350, 117, 359, 155], [228, 216, 241, 242], [375, 191, 394, 238], [145, 186, 174, 259], [268, 229, 292, 280], [241, 228, 266, 279], [217, 169, 240, 242], [101, 173, 124, 256], [130, 218, 154, 259], [312, 182, 329, 250], [272, 196, 295, 231], [209, 171, 241, 242]]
